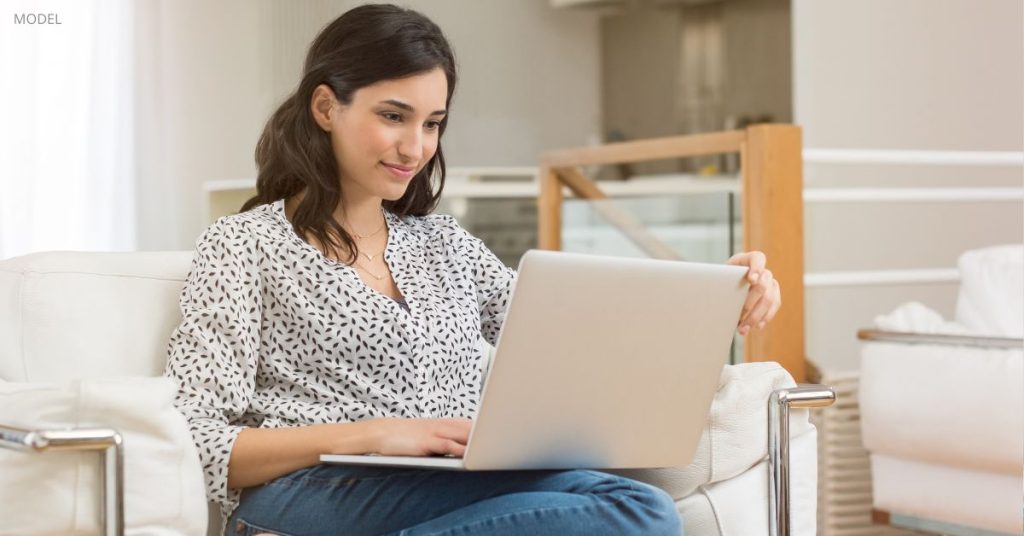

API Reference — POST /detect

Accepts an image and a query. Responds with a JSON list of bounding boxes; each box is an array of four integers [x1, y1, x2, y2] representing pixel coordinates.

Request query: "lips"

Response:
[[382, 162, 416, 180]]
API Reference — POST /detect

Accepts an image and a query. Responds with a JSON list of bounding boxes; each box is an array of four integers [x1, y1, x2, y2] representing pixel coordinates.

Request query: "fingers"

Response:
[[429, 437, 466, 457], [727, 251, 769, 296], [738, 272, 780, 335], [438, 423, 470, 445], [738, 268, 771, 319], [738, 287, 762, 331], [769, 285, 782, 319], [447, 439, 466, 457], [727, 251, 766, 272], [742, 295, 773, 332], [436, 418, 472, 441], [748, 251, 766, 271], [727, 251, 756, 266]]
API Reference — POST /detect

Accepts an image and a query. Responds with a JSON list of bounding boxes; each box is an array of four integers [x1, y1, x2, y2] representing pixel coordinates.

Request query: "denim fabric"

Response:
[[227, 464, 681, 536]]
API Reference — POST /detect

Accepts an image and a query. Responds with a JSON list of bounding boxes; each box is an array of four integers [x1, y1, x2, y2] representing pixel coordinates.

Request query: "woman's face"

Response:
[[313, 68, 448, 203]]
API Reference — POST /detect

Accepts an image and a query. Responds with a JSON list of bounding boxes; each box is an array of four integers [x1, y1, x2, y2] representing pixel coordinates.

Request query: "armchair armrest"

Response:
[[0, 424, 124, 536], [768, 384, 836, 536], [858, 329, 1023, 349]]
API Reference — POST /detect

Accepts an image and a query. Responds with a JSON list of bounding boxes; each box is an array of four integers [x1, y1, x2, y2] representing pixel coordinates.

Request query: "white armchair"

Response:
[[858, 244, 1024, 535], [0, 250, 833, 536]]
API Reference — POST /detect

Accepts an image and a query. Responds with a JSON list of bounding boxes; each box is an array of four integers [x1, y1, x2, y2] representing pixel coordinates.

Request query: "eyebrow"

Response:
[[380, 99, 447, 117]]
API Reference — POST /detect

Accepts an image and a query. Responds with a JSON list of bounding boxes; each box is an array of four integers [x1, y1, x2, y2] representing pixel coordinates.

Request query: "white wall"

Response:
[[134, 0, 274, 251], [794, 0, 1023, 151], [134, 0, 601, 251], [793, 0, 1024, 372]]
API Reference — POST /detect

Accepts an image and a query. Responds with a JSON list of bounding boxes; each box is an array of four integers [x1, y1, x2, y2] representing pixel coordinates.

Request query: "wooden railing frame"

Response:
[[538, 124, 806, 381]]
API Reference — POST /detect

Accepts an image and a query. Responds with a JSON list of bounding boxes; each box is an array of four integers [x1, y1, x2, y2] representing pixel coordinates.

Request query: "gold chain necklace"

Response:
[[346, 207, 387, 240], [347, 207, 390, 280], [353, 258, 389, 281], [359, 247, 385, 262]]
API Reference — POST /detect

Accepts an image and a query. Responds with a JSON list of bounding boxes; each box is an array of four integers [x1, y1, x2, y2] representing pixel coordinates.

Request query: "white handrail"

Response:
[[805, 268, 960, 288], [802, 148, 1020, 288], [803, 188, 1024, 203], [804, 148, 1024, 166]]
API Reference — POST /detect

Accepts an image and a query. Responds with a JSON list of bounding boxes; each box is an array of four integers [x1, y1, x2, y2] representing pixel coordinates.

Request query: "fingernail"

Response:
[[758, 321, 766, 329]]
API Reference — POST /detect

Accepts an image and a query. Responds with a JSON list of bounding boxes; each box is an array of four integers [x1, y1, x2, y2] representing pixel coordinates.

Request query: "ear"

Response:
[[310, 84, 337, 132]]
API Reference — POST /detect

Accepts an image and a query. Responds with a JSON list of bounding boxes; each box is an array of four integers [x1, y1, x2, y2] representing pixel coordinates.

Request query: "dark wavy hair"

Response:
[[240, 4, 457, 264]]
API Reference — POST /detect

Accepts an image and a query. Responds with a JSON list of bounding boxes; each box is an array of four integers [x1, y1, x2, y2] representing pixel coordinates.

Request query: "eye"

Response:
[[425, 120, 442, 131], [381, 112, 402, 123]]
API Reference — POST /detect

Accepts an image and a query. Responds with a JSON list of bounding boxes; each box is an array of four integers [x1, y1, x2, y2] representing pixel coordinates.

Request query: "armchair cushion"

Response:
[[0, 251, 193, 382], [861, 341, 1023, 475], [677, 429, 817, 536], [0, 376, 208, 535]]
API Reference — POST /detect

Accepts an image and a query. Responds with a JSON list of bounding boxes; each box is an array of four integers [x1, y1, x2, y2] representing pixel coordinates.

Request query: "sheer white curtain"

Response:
[[0, 0, 136, 259]]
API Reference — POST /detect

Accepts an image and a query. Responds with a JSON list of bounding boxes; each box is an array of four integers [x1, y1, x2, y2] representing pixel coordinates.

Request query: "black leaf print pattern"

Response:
[[164, 199, 516, 533]]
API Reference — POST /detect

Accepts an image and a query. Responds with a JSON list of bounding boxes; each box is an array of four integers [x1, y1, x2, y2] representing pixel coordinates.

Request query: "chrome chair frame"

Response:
[[0, 425, 124, 536], [769, 384, 837, 536], [857, 328, 1023, 349]]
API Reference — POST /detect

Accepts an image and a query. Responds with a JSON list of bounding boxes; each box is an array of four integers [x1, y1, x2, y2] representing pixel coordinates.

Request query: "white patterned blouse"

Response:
[[164, 198, 516, 527]]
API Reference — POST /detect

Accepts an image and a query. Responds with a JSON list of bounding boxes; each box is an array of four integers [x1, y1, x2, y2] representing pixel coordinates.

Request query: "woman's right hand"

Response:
[[229, 418, 471, 489], [366, 417, 472, 458]]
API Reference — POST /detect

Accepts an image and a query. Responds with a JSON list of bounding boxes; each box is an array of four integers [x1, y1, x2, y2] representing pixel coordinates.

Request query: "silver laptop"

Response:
[[321, 249, 749, 471]]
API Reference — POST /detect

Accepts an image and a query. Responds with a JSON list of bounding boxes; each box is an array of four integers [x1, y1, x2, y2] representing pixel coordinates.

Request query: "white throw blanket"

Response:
[[873, 301, 970, 334], [875, 244, 1023, 337]]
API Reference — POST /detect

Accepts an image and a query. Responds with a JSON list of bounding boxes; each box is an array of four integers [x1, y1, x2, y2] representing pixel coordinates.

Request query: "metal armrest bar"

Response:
[[768, 384, 836, 536], [0, 424, 124, 536], [858, 329, 1023, 349]]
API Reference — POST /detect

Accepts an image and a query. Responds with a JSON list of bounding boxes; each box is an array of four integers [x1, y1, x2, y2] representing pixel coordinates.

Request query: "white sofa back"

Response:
[[0, 251, 193, 381]]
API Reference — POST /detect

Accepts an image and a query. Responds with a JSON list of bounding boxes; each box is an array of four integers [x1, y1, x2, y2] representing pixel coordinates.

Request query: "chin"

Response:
[[381, 185, 411, 202]]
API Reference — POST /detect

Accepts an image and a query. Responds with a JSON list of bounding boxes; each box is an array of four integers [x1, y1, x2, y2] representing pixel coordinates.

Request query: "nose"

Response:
[[396, 126, 424, 164]]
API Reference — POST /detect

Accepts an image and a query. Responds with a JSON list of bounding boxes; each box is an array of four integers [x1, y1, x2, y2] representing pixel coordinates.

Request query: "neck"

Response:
[[337, 195, 385, 237], [284, 189, 385, 232]]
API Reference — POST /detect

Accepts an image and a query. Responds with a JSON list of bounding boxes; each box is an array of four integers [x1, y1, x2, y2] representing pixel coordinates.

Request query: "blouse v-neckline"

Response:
[[272, 198, 413, 314]]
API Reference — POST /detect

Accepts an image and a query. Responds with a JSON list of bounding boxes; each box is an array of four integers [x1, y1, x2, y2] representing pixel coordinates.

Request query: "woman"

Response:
[[166, 4, 781, 536]]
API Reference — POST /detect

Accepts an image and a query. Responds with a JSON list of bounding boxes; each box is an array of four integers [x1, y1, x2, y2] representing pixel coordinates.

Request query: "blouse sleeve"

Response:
[[454, 226, 517, 346], [164, 219, 262, 513]]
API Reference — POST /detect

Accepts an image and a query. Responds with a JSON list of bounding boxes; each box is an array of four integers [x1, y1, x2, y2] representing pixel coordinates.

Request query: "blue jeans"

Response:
[[227, 464, 682, 536]]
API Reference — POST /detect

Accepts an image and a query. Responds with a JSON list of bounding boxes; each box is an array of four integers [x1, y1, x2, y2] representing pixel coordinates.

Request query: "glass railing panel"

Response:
[[561, 193, 740, 263]]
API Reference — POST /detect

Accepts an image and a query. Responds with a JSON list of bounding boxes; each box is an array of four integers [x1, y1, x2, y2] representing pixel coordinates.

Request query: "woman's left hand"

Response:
[[726, 251, 782, 336]]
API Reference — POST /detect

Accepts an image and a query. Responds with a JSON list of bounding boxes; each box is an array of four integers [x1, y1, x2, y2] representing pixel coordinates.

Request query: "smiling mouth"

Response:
[[382, 163, 414, 172], [381, 162, 417, 180]]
